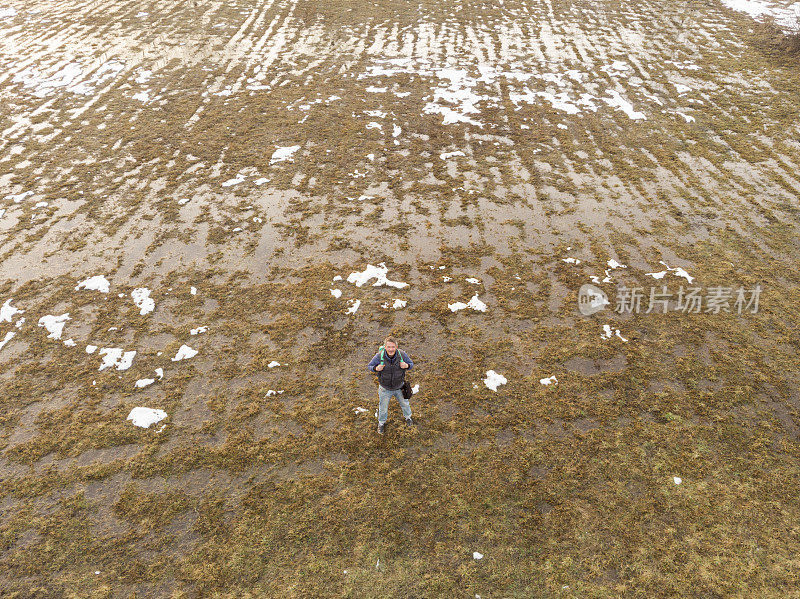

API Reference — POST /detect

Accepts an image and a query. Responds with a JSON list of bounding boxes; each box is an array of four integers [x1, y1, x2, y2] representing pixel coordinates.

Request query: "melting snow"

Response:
[[86, 345, 97, 353], [75, 275, 110, 293], [646, 261, 695, 284], [127, 407, 167, 429], [38, 314, 70, 340], [131, 287, 155, 315], [483, 370, 507, 391], [222, 174, 245, 187], [381, 299, 407, 309], [448, 294, 487, 312], [602, 90, 646, 120], [270, 145, 301, 165], [601, 325, 628, 342], [172, 345, 198, 361], [473, 552, 483, 560], [540, 375, 558, 386], [354, 406, 367, 414], [190, 326, 207, 335], [0, 298, 23, 322], [347, 263, 408, 288], [98, 348, 136, 371], [0, 331, 14, 351], [440, 150, 466, 159], [673, 476, 682, 485], [330, 289, 342, 299], [346, 299, 361, 314]]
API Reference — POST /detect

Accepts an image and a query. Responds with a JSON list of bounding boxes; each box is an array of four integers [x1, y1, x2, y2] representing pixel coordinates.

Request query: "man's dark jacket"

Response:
[[367, 349, 414, 390]]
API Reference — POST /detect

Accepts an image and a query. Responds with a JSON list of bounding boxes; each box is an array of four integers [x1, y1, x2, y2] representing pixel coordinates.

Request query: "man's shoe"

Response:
[[405, 417, 415, 426], [377, 422, 386, 434]]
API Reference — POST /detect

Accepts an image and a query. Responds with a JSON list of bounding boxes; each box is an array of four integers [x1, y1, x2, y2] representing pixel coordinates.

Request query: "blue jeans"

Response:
[[377, 385, 411, 424]]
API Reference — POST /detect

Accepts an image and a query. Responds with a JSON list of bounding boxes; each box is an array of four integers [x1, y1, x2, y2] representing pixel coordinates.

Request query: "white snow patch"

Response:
[[483, 370, 507, 391], [0, 7, 18, 18], [127, 407, 167, 429], [607, 259, 627, 269], [673, 476, 682, 485], [270, 145, 301, 165], [75, 275, 110, 293], [135, 378, 155, 388], [0, 331, 15, 351], [222, 174, 245, 187], [354, 406, 368, 414], [346, 299, 361, 314], [190, 326, 207, 335], [330, 288, 342, 299], [131, 287, 155, 315], [448, 294, 487, 312], [38, 313, 70, 340], [347, 263, 408, 288], [98, 348, 136, 371], [0, 299, 23, 322], [86, 345, 97, 354], [602, 90, 646, 120], [540, 375, 558, 386], [267, 361, 281, 368], [473, 552, 483, 560], [172, 345, 198, 361], [440, 150, 466, 159], [381, 299, 407, 309]]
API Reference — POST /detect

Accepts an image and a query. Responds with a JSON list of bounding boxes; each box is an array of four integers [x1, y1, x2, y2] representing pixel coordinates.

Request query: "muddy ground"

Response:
[[1, 0, 800, 596]]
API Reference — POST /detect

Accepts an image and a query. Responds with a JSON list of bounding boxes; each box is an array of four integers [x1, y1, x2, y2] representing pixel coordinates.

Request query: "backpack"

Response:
[[379, 345, 406, 366]]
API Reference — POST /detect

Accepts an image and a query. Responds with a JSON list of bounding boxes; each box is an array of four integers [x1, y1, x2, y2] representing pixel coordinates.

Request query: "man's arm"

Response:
[[401, 351, 413, 370], [367, 352, 381, 373]]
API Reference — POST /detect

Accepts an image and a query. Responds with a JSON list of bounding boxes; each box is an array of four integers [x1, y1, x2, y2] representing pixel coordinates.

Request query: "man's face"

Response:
[[385, 341, 397, 356]]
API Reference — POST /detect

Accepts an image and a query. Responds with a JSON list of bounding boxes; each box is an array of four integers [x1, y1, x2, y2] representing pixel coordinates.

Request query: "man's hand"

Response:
[[400, 362, 409, 369], [375, 364, 385, 371]]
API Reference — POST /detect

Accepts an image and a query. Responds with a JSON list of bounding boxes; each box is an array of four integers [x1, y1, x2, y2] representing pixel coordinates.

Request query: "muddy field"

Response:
[[1, 0, 800, 596]]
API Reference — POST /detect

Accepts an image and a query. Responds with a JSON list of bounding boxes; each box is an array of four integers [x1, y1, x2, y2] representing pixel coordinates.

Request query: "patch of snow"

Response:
[[347, 263, 408, 288], [346, 299, 361, 314], [75, 275, 110, 293], [135, 378, 155, 388], [602, 90, 646, 120], [0, 299, 23, 322], [127, 407, 167, 429], [270, 145, 301, 165], [440, 150, 466, 159], [131, 288, 155, 315], [540, 375, 558, 386], [38, 313, 70, 340], [86, 345, 97, 354], [222, 174, 245, 187], [0, 331, 15, 351], [172, 345, 198, 361], [483, 370, 507, 391], [98, 348, 136, 371], [448, 294, 487, 312], [190, 326, 207, 335], [267, 361, 281, 368], [331, 288, 342, 299]]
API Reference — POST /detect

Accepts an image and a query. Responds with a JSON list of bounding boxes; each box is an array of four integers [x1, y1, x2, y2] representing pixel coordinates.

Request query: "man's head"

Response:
[[383, 336, 398, 356]]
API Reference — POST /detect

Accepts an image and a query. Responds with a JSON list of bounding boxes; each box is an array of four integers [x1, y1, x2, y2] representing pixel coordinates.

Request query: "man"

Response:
[[366, 336, 414, 434]]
